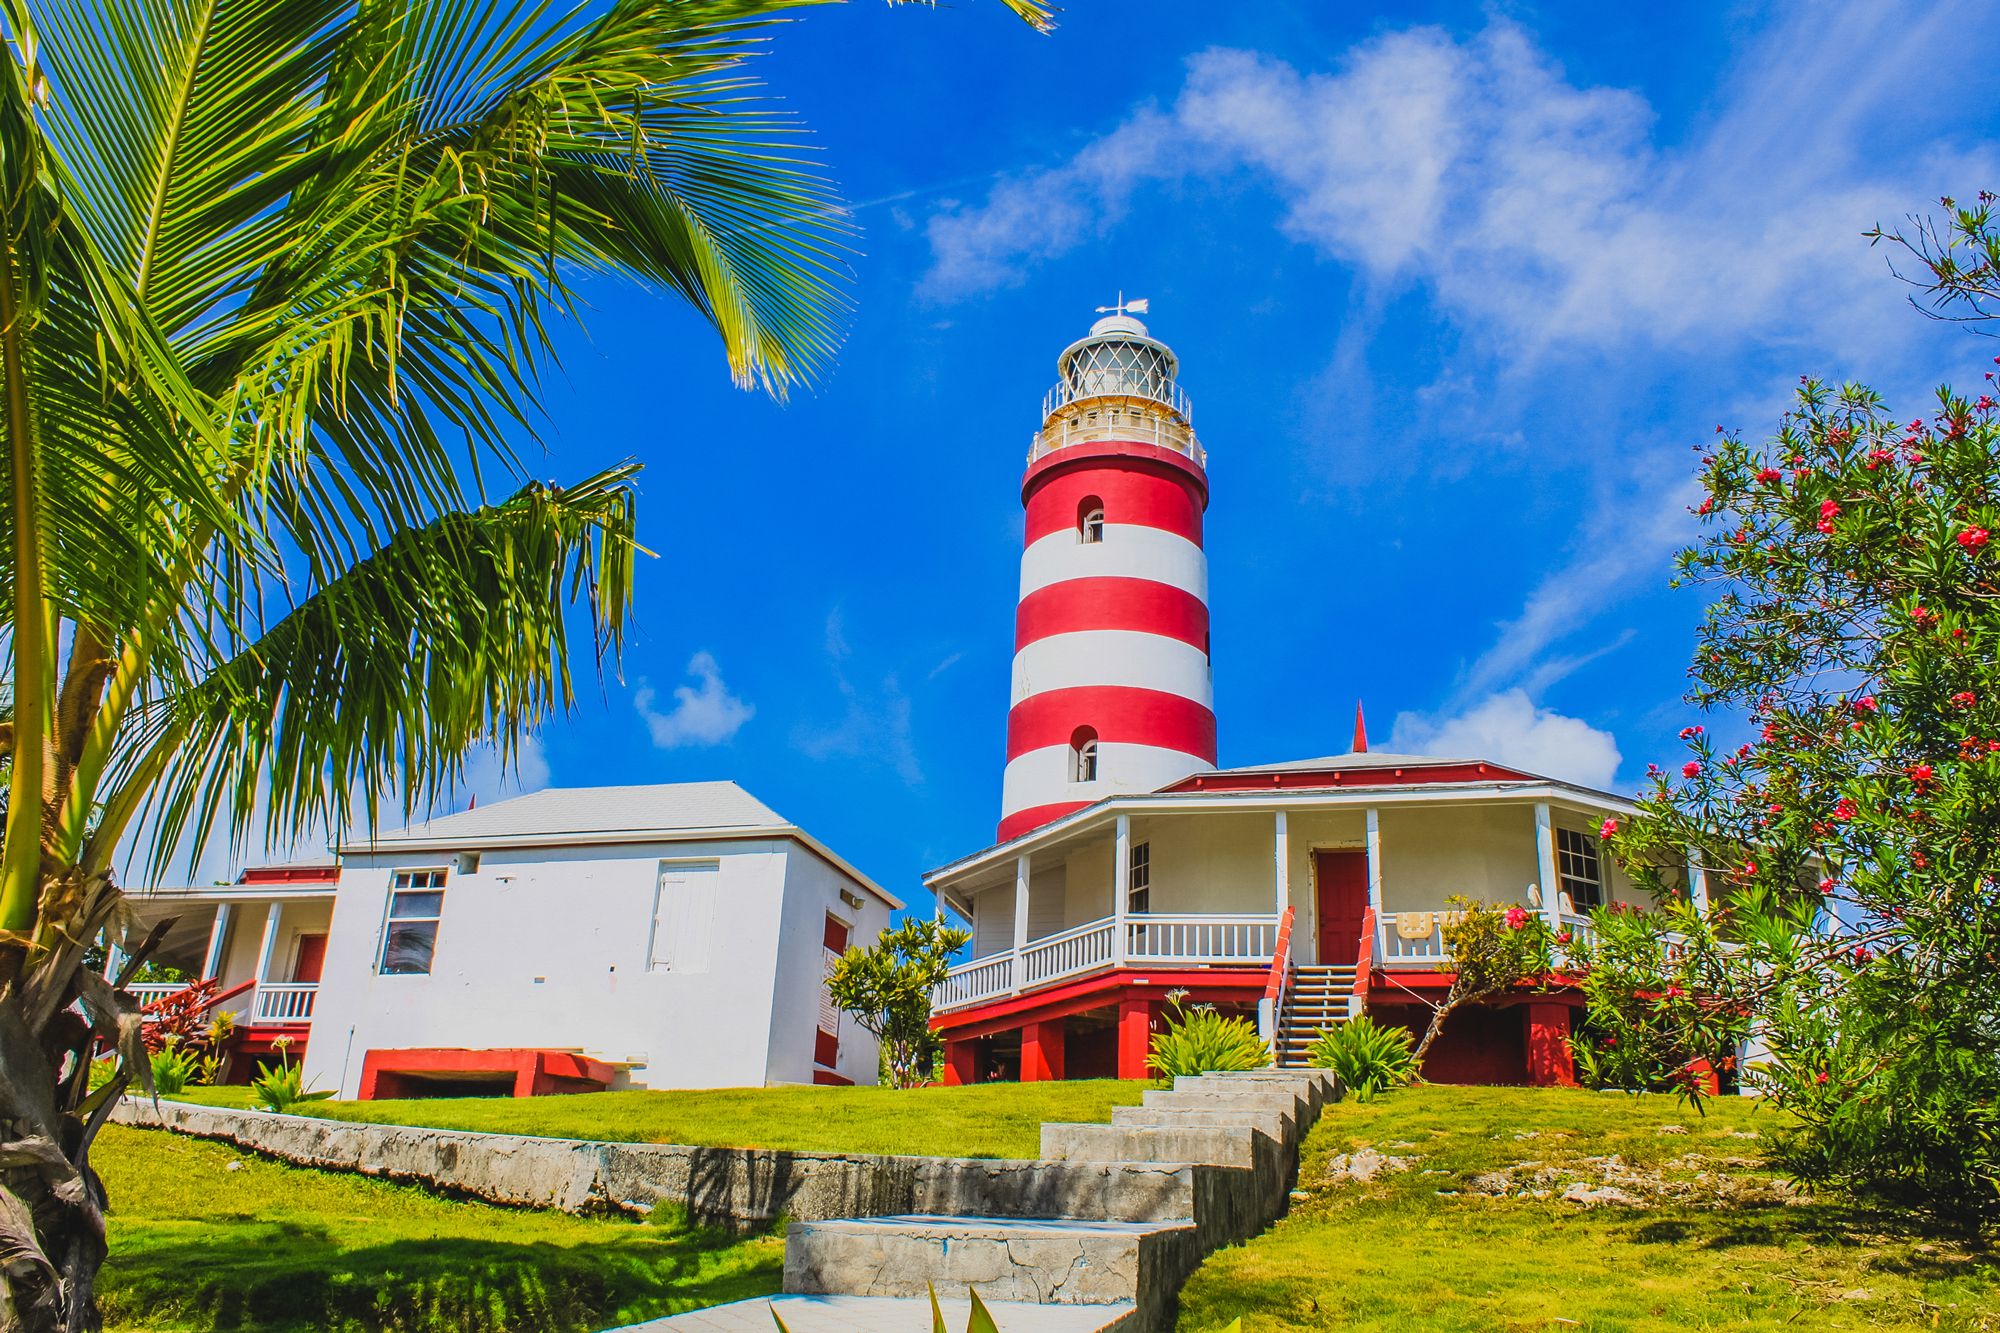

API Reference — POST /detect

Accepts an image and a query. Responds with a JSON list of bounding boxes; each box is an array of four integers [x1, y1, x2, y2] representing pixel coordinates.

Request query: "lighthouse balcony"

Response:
[[1029, 394, 1205, 469]]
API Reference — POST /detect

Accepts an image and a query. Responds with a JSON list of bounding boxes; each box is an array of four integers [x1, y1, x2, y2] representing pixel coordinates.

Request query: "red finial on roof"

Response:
[[1353, 701, 1369, 754]]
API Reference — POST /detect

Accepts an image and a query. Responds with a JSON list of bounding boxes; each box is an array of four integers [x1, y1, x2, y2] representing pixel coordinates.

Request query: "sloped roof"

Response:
[[1207, 751, 1480, 774], [344, 781, 787, 847], [339, 781, 901, 908]]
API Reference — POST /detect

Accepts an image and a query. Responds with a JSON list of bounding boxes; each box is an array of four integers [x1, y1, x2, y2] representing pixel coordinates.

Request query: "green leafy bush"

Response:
[[148, 1040, 199, 1098], [1146, 990, 1270, 1080], [1305, 1016, 1415, 1100], [250, 1055, 333, 1115]]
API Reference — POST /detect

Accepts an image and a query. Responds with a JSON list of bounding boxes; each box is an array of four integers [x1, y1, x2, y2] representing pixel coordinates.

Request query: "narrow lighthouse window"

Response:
[[1070, 727, 1099, 782], [1078, 497, 1105, 544]]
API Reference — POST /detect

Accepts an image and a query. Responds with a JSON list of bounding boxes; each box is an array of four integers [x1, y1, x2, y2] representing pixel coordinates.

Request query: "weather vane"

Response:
[[1094, 291, 1149, 317]]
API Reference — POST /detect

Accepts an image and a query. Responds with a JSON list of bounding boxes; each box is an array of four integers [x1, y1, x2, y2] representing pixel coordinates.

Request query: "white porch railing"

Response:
[[1123, 913, 1278, 964], [1374, 908, 1605, 967], [1020, 919, 1117, 987], [252, 982, 318, 1023], [936, 913, 1279, 1013], [128, 982, 191, 1011], [936, 953, 1016, 1010]]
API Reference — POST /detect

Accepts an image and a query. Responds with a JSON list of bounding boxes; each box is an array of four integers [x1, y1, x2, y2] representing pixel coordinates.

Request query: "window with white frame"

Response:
[[651, 861, 721, 972], [1078, 496, 1106, 544], [378, 870, 446, 974], [1555, 828, 1603, 910], [1070, 727, 1099, 783], [1128, 841, 1151, 915]]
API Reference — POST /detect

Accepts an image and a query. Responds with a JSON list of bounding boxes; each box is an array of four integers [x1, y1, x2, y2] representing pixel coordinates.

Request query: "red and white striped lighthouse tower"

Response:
[[999, 304, 1216, 841]]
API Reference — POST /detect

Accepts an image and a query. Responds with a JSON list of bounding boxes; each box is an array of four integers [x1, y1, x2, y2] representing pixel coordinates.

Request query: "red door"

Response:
[[292, 934, 327, 984], [1314, 852, 1368, 966]]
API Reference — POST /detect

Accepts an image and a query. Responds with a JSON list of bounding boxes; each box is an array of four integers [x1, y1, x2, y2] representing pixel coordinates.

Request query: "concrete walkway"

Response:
[[622, 1069, 1337, 1333]]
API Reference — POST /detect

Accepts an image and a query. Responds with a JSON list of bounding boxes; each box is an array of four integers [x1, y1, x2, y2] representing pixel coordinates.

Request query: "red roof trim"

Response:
[[1166, 761, 1536, 794]]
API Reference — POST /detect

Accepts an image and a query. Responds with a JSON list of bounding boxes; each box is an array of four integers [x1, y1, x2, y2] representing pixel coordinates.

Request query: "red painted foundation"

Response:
[[358, 1048, 615, 1100]]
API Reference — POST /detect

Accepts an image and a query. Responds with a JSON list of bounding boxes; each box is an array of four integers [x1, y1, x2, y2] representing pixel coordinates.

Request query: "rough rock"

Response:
[[1562, 1182, 1642, 1207], [1325, 1148, 1413, 1183]]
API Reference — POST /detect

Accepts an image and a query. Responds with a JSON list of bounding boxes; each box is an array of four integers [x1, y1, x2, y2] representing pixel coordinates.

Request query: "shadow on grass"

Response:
[[99, 1221, 783, 1333], [1628, 1204, 1992, 1278]]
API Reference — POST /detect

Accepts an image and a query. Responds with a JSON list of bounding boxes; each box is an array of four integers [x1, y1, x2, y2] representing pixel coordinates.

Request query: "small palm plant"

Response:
[[1146, 989, 1272, 1080], [248, 1038, 332, 1114], [147, 1037, 198, 1098], [1305, 1015, 1416, 1101]]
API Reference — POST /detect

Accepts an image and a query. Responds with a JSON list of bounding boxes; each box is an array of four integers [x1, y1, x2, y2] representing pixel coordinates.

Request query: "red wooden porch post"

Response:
[[942, 1039, 978, 1087], [1022, 1019, 1066, 1082], [1117, 997, 1155, 1080], [1524, 1002, 1576, 1087]]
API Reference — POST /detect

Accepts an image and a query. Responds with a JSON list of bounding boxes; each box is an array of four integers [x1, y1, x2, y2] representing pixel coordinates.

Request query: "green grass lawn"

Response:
[[168, 1079, 1148, 1158], [95, 1125, 782, 1333], [1175, 1085, 2000, 1332]]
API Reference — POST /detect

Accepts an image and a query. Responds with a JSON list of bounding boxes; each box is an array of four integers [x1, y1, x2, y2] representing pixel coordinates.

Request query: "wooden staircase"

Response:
[[1273, 965, 1355, 1068]]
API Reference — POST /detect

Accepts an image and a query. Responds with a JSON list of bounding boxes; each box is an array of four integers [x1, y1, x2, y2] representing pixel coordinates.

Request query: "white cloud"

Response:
[[634, 651, 754, 748], [921, 5, 1992, 361], [1391, 689, 1622, 792]]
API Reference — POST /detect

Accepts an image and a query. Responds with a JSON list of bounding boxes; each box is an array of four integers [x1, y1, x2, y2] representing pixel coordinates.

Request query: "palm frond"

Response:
[[97, 466, 640, 879]]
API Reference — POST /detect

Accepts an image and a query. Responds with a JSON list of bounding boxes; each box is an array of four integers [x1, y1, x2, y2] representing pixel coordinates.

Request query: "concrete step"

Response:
[[1041, 1121, 1271, 1169], [1141, 1088, 1307, 1127], [783, 1214, 1197, 1317], [621, 1294, 1137, 1331], [1177, 1070, 1337, 1111], [1109, 1104, 1291, 1147]]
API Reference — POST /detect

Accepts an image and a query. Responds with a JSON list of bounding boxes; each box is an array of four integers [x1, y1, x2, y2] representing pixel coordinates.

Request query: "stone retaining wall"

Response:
[[112, 1100, 1253, 1233]]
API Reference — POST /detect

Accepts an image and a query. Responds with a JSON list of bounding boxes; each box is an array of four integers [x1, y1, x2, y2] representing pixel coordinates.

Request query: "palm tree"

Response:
[[0, 0, 1050, 1324]]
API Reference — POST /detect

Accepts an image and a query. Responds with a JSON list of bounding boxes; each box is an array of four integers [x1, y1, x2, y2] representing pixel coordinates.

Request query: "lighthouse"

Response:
[[999, 305, 1217, 840]]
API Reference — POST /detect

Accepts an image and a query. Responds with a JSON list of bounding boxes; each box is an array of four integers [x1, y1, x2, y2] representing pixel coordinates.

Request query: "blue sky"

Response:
[[155, 0, 2000, 905]]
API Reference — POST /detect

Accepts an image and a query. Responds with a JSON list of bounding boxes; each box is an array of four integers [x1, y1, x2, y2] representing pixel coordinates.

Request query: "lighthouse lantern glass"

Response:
[[1065, 338, 1174, 404]]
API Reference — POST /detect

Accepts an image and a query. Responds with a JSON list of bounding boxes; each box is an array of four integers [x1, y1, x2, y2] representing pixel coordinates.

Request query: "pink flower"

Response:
[[1756, 467, 1782, 483], [1679, 725, 1705, 739], [1817, 519, 1836, 535], [1556, 930, 1574, 946], [1853, 695, 1879, 714], [1665, 984, 1685, 999], [1960, 526, 1991, 549], [1817, 878, 1836, 895], [1815, 1070, 1830, 1085], [1820, 499, 1842, 520], [1682, 761, 1703, 779], [1504, 906, 1529, 931], [1907, 763, 1935, 786], [1852, 946, 1874, 965], [1599, 817, 1619, 839], [1952, 691, 1977, 708]]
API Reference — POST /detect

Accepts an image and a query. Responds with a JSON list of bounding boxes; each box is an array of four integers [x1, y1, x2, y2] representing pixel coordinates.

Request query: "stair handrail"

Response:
[[1261, 905, 1295, 1008], [1351, 905, 1378, 1018], [1257, 906, 1297, 1048]]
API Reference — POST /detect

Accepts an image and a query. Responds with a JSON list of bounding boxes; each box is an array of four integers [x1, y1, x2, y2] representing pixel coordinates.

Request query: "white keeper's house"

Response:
[[124, 782, 898, 1097], [925, 307, 1710, 1088]]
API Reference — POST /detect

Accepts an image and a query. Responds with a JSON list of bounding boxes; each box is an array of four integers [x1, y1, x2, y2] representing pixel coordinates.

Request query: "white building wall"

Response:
[[305, 838, 811, 1098], [765, 846, 892, 1086], [1131, 812, 1272, 916], [1374, 806, 1542, 914], [971, 886, 1014, 958]]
